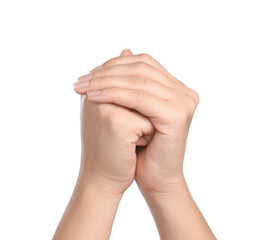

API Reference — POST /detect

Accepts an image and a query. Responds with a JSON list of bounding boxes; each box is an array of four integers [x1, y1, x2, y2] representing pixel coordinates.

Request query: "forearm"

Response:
[[53, 177, 123, 240], [136, 175, 216, 240]]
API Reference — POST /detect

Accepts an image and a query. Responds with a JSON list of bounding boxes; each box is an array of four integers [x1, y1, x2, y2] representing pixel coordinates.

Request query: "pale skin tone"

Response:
[[53, 49, 216, 240]]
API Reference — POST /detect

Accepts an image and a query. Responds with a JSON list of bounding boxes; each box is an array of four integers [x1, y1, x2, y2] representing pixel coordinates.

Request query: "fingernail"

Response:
[[90, 65, 103, 73], [73, 80, 89, 89], [87, 91, 102, 97], [76, 73, 92, 82]]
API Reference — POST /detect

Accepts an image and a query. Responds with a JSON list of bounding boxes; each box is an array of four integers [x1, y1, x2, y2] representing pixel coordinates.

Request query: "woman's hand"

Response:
[[53, 50, 156, 240], [74, 52, 199, 193], [78, 50, 155, 195], [71, 51, 215, 239], [79, 86, 155, 195], [54, 98, 155, 240]]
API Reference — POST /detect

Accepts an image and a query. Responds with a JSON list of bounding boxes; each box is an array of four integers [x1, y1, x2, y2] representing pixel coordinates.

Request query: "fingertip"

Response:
[[73, 84, 87, 95], [120, 48, 133, 56]]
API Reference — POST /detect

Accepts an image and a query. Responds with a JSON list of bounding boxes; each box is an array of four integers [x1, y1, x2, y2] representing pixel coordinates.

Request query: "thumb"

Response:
[[120, 48, 133, 56]]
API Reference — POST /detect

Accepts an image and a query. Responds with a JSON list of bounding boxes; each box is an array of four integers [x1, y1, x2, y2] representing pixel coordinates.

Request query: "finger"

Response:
[[136, 137, 149, 146], [74, 75, 173, 100], [75, 48, 133, 82], [91, 62, 177, 88], [103, 53, 185, 86], [136, 134, 154, 146], [86, 88, 169, 121], [128, 111, 155, 146], [120, 48, 133, 56], [76, 73, 92, 82]]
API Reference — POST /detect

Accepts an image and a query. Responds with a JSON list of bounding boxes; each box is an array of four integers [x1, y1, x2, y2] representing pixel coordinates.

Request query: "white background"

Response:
[[0, 0, 267, 239]]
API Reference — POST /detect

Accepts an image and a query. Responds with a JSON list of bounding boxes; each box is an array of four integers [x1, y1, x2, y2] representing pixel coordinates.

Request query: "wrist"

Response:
[[77, 166, 134, 196], [135, 172, 186, 194], [136, 174, 189, 209], [136, 173, 216, 240], [53, 171, 123, 239], [74, 175, 124, 204]]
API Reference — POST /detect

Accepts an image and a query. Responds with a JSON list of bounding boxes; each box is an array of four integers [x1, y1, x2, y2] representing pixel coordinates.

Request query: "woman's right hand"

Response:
[[53, 50, 156, 240], [79, 92, 155, 195], [77, 50, 155, 195]]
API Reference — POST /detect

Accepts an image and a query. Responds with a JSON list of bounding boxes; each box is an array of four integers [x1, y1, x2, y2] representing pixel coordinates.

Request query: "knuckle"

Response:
[[136, 91, 145, 102], [134, 91, 145, 110], [139, 53, 152, 62], [102, 57, 115, 68], [92, 65, 106, 78], [188, 88, 200, 105], [102, 61, 108, 68], [188, 100, 197, 112], [135, 61, 149, 72], [133, 76, 146, 88]]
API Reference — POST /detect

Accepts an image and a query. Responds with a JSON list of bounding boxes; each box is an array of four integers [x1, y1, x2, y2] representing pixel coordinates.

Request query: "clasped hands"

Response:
[[73, 49, 199, 196], [53, 49, 216, 240]]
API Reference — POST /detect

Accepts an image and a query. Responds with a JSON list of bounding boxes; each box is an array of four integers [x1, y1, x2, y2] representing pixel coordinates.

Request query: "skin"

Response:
[[53, 50, 155, 240], [53, 49, 216, 239]]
